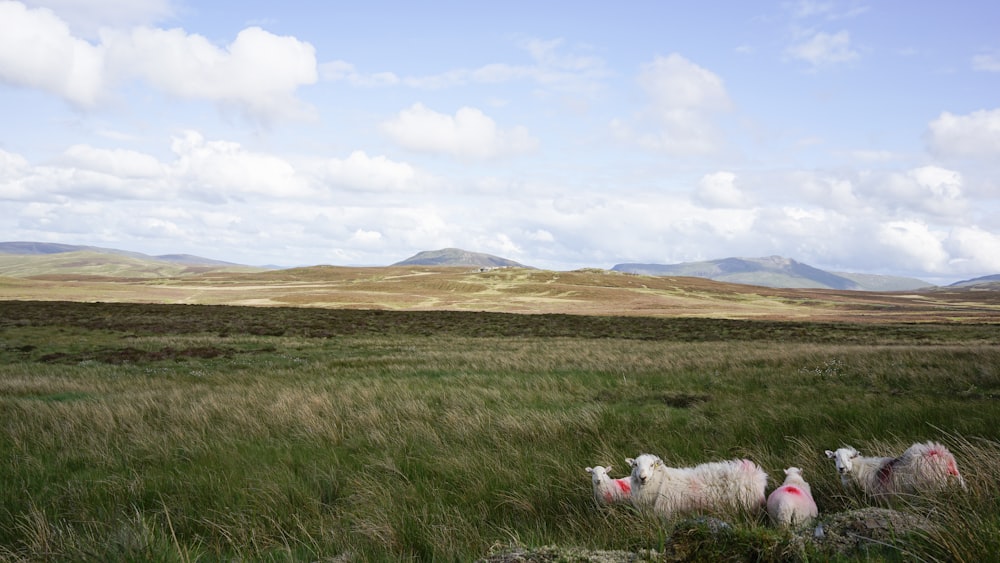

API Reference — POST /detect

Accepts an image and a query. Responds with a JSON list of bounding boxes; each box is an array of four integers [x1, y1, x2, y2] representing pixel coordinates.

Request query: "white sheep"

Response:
[[626, 453, 767, 519], [766, 467, 819, 527], [585, 465, 633, 505], [825, 441, 966, 496]]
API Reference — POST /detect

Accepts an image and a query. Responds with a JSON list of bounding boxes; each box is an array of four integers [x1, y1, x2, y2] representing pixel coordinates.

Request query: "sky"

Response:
[[1, 1, 999, 284]]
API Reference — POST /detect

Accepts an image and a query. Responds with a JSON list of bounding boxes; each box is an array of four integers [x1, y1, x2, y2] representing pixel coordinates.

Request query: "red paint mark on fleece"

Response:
[[603, 491, 613, 502], [615, 479, 632, 494], [781, 486, 802, 496], [947, 459, 959, 476]]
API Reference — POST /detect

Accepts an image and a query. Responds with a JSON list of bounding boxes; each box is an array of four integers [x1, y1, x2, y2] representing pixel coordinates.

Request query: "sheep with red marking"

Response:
[[585, 465, 632, 505], [766, 467, 818, 527], [825, 441, 966, 496], [627, 453, 767, 519]]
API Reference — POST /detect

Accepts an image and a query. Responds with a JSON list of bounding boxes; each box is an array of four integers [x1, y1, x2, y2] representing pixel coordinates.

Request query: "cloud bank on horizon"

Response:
[[1, 0, 998, 283]]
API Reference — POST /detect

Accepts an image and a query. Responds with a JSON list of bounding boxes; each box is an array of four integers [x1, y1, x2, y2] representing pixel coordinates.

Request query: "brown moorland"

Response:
[[2, 265, 999, 323]]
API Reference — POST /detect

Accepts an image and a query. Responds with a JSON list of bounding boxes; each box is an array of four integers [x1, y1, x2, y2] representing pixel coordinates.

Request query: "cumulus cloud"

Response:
[[872, 220, 1000, 275], [106, 26, 318, 122], [945, 226, 1000, 272], [623, 53, 732, 155], [786, 30, 859, 67], [381, 103, 538, 159], [926, 109, 1000, 159], [0, 1, 106, 107], [322, 151, 419, 192], [59, 145, 165, 179], [859, 166, 964, 217], [695, 171, 751, 208], [0, 2, 317, 122], [350, 228, 383, 243], [0, 148, 34, 200], [169, 131, 311, 200], [2, 131, 436, 209]]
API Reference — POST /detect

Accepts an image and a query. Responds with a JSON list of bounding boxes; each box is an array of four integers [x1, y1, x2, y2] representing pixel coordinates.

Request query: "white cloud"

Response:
[[945, 226, 1000, 272], [25, 0, 174, 37], [695, 171, 751, 208], [526, 229, 555, 242], [875, 166, 965, 217], [106, 26, 318, 122], [0, 1, 106, 107], [788, 1, 870, 20], [0, 148, 34, 200], [322, 151, 419, 192], [381, 103, 538, 159], [349, 228, 383, 246], [639, 54, 730, 112], [626, 53, 732, 155], [322, 36, 607, 95], [0, 2, 317, 122], [168, 130, 311, 200], [927, 109, 1000, 159], [60, 144, 164, 178], [786, 30, 859, 67], [876, 220, 949, 272], [474, 232, 522, 257], [319, 60, 400, 86], [972, 52, 1000, 72]]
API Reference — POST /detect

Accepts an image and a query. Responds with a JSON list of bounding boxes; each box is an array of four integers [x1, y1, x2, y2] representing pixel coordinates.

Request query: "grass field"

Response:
[[4, 265, 1000, 322], [1, 300, 999, 561]]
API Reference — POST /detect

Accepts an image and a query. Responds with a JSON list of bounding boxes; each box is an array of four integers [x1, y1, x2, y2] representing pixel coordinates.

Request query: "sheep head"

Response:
[[825, 446, 859, 487], [784, 467, 803, 478], [585, 466, 612, 483], [627, 454, 662, 485]]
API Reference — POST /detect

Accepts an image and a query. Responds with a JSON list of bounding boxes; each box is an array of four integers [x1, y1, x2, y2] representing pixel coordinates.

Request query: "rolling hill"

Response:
[[0, 242, 267, 278], [3, 241, 997, 291], [392, 248, 532, 269], [612, 256, 933, 291], [949, 274, 1000, 289]]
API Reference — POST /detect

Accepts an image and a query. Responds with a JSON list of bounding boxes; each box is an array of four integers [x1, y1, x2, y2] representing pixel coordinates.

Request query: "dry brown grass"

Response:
[[4, 266, 999, 323]]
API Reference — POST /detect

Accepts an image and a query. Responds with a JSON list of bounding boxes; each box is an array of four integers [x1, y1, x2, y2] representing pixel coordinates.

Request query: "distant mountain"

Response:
[[392, 248, 532, 268], [0, 241, 241, 265], [152, 254, 241, 266], [949, 274, 1000, 289], [0, 241, 267, 278], [612, 256, 933, 291], [831, 271, 935, 292], [0, 241, 102, 255]]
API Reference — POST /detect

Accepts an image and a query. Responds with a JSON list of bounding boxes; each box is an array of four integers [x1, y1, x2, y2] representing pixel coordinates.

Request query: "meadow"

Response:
[[1, 300, 999, 561]]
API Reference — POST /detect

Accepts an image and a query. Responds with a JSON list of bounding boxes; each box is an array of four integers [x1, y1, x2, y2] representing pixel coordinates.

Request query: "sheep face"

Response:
[[826, 446, 859, 486], [586, 465, 612, 483], [627, 454, 662, 485]]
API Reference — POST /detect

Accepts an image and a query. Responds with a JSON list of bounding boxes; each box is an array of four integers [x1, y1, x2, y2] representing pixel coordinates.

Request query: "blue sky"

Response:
[[1, 0, 998, 283]]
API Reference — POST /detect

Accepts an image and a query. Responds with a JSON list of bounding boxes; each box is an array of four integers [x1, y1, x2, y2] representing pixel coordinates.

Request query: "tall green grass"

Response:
[[1, 303, 998, 560]]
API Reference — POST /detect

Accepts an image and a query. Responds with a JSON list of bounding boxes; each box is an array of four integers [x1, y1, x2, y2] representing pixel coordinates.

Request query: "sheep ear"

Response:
[[626, 458, 635, 466], [607, 465, 613, 473], [825, 450, 835, 458], [586, 467, 594, 473]]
